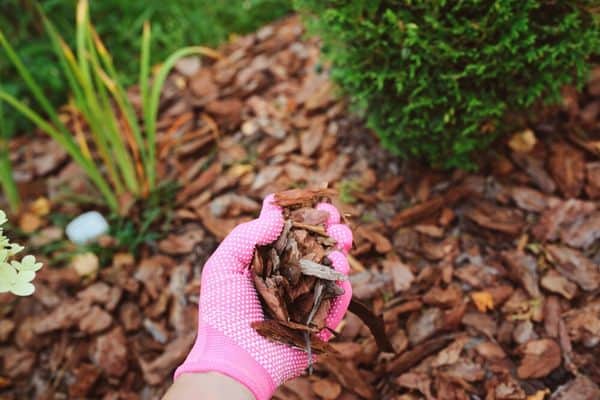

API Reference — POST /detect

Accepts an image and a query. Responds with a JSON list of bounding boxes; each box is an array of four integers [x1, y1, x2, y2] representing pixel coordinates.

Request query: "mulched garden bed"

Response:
[[0, 15, 599, 400]]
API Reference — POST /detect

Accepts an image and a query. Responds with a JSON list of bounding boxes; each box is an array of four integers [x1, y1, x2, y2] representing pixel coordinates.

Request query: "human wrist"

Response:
[[175, 323, 276, 400], [165, 372, 254, 400]]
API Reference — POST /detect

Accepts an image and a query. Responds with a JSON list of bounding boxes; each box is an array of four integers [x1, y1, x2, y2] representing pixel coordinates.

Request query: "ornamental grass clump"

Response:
[[0, 210, 42, 296], [0, 0, 217, 213], [295, 1, 600, 168]]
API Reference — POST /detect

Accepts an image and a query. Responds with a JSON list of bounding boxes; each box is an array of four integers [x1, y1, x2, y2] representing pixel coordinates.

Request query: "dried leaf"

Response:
[[509, 129, 537, 153], [471, 291, 495, 312]]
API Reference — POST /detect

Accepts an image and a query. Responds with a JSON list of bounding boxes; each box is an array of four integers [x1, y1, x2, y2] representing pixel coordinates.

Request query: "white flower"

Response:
[[0, 264, 36, 296], [0, 209, 42, 297], [13, 255, 43, 272], [6, 243, 24, 257]]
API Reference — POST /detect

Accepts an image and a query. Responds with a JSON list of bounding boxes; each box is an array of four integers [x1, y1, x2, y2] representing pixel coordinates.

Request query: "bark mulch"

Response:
[[1, 15, 599, 400]]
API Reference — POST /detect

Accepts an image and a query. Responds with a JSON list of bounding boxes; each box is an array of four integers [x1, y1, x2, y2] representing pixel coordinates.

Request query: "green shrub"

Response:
[[295, 1, 600, 168]]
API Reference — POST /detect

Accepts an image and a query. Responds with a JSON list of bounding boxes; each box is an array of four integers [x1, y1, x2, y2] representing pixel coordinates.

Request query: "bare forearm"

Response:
[[163, 372, 255, 400]]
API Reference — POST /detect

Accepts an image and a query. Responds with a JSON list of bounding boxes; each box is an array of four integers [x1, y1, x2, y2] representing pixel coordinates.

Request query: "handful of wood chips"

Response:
[[251, 188, 393, 363], [251, 188, 343, 355]]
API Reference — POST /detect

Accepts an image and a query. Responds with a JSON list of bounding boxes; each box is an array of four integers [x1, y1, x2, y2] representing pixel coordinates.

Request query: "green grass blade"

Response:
[[73, 7, 126, 196], [140, 21, 151, 124], [41, 13, 126, 195], [0, 100, 20, 212], [146, 46, 218, 186], [0, 30, 63, 129], [41, 11, 87, 105], [76, 0, 92, 84], [85, 23, 139, 195], [0, 91, 119, 212], [92, 28, 149, 189]]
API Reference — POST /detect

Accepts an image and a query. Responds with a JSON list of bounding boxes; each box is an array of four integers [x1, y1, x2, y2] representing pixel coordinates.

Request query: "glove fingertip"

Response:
[[316, 203, 341, 227], [327, 224, 353, 253], [260, 194, 281, 215], [327, 250, 350, 275]]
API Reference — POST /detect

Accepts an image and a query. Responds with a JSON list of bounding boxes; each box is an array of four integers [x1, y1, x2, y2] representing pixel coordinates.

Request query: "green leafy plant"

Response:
[[109, 180, 179, 254], [0, 0, 216, 212], [0, 0, 293, 136], [295, 1, 600, 168], [0, 210, 43, 296], [0, 100, 20, 212], [339, 179, 361, 204]]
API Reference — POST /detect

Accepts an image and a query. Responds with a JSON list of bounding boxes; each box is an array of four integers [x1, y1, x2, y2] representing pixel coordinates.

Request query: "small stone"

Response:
[[66, 211, 109, 244], [19, 212, 42, 233], [70, 252, 100, 277]]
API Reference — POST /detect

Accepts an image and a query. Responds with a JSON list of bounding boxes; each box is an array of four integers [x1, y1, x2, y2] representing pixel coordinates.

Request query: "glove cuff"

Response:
[[174, 323, 276, 400]]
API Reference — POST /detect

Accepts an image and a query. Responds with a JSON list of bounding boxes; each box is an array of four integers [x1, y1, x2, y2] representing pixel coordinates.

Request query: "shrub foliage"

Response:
[[295, 0, 600, 168]]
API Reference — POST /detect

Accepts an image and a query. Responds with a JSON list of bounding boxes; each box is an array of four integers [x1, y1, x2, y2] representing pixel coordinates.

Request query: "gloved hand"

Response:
[[175, 194, 352, 400]]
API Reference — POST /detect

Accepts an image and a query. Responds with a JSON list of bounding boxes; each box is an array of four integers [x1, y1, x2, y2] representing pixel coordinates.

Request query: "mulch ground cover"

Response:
[[0, 15, 599, 400]]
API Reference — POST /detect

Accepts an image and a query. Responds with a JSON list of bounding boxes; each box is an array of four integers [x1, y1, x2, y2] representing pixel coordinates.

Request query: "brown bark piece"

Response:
[[34, 299, 92, 333], [90, 327, 128, 378], [562, 211, 600, 249], [465, 202, 525, 235], [541, 270, 578, 300], [254, 274, 289, 321], [517, 338, 562, 379], [68, 363, 101, 398], [79, 306, 113, 334], [549, 142, 585, 198], [251, 320, 335, 354], [512, 153, 557, 193], [320, 354, 376, 399], [585, 162, 600, 199], [533, 199, 596, 242], [390, 186, 471, 228], [546, 245, 599, 291], [139, 333, 195, 385], [3, 349, 35, 378], [273, 188, 337, 207], [550, 375, 600, 400]]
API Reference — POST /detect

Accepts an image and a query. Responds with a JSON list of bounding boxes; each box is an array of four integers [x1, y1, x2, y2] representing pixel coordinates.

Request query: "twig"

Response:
[[304, 280, 326, 374], [348, 298, 394, 353], [292, 221, 329, 236]]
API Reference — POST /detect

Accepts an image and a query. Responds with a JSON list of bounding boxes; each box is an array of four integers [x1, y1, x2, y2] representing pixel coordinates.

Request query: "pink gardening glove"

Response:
[[175, 195, 353, 400]]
